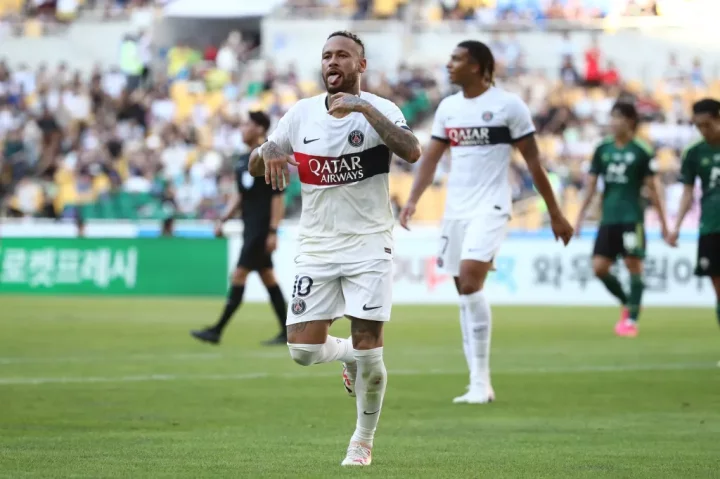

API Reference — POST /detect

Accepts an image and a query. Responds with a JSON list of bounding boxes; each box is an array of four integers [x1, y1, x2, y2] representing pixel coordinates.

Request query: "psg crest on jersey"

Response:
[[482, 111, 494, 121], [348, 130, 364, 147], [291, 298, 307, 315]]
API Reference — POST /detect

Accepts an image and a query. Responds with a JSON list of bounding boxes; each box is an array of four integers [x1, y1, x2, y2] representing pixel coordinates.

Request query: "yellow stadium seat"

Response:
[[563, 186, 580, 222], [170, 81, 190, 102], [564, 87, 585, 107], [625, 80, 644, 95], [23, 19, 43, 38], [299, 80, 320, 97], [459, 0, 482, 8], [203, 91, 224, 115], [92, 175, 111, 195], [373, 0, 398, 18], [197, 125, 213, 149], [588, 88, 605, 102], [55, 181, 77, 213], [389, 173, 412, 201], [426, 4, 443, 21], [414, 186, 445, 222], [279, 90, 298, 108], [0, 0, 22, 16], [173, 97, 194, 122]]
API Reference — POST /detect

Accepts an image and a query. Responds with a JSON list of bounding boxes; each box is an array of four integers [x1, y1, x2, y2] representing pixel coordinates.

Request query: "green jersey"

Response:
[[589, 137, 656, 225], [680, 140, 720, 235]]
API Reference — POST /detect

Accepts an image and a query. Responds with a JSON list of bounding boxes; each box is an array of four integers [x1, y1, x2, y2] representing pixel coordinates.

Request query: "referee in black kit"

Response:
[[191, 111, 288, 346]]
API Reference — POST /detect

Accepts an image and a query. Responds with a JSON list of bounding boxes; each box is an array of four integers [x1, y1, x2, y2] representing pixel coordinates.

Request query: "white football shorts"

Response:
[[286, 258, 393, 325], [437, 214, 509, 277]]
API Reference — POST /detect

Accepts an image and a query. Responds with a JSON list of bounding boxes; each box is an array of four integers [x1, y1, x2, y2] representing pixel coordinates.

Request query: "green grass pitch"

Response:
[[1, 296, 719, 478]]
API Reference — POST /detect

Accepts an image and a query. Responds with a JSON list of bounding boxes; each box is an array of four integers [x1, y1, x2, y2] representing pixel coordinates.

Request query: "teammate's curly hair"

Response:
[[327, 31, 365, 57], [458, 40, 495, 84]]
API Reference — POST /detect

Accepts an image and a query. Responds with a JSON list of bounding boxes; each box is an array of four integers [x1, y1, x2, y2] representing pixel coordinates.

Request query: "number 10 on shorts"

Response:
[[292, 275, 314, 298]]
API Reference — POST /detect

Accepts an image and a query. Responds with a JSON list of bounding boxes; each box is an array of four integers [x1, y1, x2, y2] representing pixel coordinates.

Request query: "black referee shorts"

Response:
[[237, 234, 273, 271], [695, 233, 720, 277]]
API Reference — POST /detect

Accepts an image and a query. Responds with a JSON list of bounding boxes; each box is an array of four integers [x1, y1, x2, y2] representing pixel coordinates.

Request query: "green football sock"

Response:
[[627, 274, 645, 322], [599, 274, 628, 306]]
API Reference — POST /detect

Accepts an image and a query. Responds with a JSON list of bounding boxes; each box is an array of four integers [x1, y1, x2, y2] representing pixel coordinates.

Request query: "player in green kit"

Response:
[[575, 102, 671, 337], [669, 98, 720, 329]]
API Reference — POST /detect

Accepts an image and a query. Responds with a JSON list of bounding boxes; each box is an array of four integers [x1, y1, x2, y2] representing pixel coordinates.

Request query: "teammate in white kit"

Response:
[[249, 31, 421, 466], [400, 40, 573, 404]]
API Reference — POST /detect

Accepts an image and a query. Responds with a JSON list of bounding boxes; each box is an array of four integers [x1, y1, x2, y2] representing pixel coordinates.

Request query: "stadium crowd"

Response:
[[284, 0, 666, 21], [0, 26, 717, 227]]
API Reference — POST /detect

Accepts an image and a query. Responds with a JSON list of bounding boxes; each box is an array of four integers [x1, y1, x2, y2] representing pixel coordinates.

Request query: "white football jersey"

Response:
[[267, 91, 409, 263], [431, 86, 535, 219]]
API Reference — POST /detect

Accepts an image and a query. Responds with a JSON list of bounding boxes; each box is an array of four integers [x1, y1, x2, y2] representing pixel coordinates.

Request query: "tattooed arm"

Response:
[[327, 93, 422, 163], [249, 141, 298, 190]]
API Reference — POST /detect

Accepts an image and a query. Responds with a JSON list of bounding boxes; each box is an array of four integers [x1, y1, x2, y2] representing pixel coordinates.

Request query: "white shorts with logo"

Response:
[[438, 214, 509, 277], [286, 258, 393, 325]]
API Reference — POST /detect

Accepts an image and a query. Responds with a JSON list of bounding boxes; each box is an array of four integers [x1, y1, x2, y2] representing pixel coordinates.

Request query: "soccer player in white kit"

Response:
[[400, 41, 573, 404], [249, 31, 421, 466]]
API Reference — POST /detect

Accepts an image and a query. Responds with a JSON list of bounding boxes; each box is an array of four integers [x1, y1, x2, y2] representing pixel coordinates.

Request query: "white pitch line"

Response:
[[0, 362, 715, 386], [0, 346, 705, 366]]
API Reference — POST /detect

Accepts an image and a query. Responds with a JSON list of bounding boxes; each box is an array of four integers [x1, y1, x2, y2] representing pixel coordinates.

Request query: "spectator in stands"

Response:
[[602, 60, 620, 87], [663, 52, 686, 94], [690, 57, 706, 88], [583, 36, 602, 87], [560, 56, 582, 86]]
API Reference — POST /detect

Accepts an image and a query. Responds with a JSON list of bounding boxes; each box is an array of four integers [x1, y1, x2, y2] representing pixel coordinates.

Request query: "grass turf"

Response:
[[0, 296, 719, 478]]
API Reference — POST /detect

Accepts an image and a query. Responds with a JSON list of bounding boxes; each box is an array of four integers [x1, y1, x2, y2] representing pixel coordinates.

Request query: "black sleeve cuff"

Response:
[[431, 135, 450, 144], [511, 131, 536, 143]]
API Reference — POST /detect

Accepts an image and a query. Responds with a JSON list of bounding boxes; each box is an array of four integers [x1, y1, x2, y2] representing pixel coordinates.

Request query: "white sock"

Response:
[[287, 336, 355, 366], [459, 290, 492, 392], [350, 347, 387, 447], [458, 302, 473, 380]]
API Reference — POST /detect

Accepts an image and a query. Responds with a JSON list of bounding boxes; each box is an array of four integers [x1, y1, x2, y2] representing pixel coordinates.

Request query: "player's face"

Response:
[[609, 110, 633, 137], [241, 121, 265, 146], [446, 47, 478, 86], [692, 113, 720, 143], [321, 36, 366, 94]]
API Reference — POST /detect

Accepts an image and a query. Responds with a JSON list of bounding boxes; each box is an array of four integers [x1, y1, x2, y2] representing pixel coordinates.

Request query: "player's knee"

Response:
[[592, 259, 611, 277], [350, 318, 384, 350], [458, 280, 482, 296], [457, 272, 483, 295], [232, 268, 249, 285], [287, 343, 320, 366]]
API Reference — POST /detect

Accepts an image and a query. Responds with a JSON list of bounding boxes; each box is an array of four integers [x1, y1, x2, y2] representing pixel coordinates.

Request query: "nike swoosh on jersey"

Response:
[[303, 137, 320, 144], [362, 304, 381, 311]]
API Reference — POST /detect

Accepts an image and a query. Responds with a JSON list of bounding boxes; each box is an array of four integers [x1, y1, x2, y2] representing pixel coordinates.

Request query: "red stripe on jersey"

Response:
[[294, 145, 391, 186]]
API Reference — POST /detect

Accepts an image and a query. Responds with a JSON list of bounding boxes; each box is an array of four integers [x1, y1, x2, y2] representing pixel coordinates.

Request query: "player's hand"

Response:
[[550, 213, 574, 246], [399, 202, 416, 230], [573, 220, 583, 238], [665, 229, 679, 247], [327, 93, 367, 116], [263, 145, 298, 191], [266, 232, 277, 253], [214, 221, 224, 238]]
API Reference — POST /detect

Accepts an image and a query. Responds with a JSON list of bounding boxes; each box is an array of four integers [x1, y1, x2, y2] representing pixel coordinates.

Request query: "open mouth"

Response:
[[326, 70, 343, 87]]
